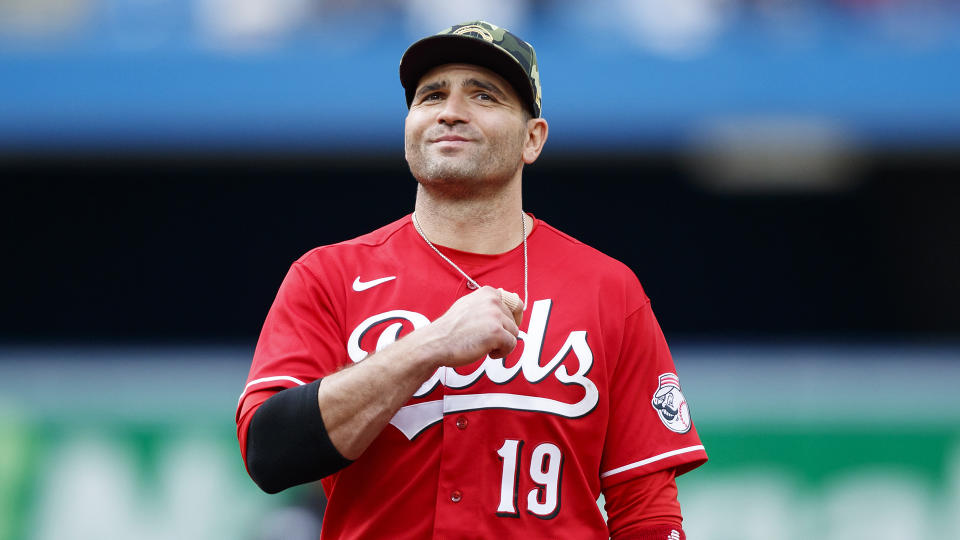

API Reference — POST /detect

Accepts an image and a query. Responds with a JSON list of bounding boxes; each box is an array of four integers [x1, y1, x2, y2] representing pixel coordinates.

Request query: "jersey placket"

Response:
[[432, 276, 486, 538]]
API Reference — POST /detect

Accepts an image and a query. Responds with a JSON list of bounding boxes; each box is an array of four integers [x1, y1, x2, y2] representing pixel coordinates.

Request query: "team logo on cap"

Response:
[[453, 24, 495, 43], [651, 373, 691, 433]]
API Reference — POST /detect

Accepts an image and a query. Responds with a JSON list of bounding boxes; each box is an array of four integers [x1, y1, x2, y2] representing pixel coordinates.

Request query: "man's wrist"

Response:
[[392, 325, 448, 379]]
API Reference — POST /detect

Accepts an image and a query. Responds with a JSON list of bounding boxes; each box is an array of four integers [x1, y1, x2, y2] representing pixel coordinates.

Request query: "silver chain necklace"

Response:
[[411, 211, 529, 311]]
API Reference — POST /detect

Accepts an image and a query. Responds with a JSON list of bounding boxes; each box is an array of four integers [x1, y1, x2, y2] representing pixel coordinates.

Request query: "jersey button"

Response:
[[455, 416, 468, 430], [466, 281, 478, 290], [450, 490, 462, 503]]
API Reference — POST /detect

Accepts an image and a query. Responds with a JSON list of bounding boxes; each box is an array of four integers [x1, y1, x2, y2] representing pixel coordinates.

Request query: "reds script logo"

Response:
[[651, 373, 691, 433], [347, 299, 598, 439]]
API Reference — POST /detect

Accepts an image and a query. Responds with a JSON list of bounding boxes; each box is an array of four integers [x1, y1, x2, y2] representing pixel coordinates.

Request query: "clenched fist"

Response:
[[419, 286, 524, 367]]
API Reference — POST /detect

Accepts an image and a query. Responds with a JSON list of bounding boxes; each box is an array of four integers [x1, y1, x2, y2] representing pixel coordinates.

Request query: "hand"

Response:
[[419, 286, 523, 367]]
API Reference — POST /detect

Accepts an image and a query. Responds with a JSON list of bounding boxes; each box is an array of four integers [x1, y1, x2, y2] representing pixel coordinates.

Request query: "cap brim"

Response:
[[399, 34, 537, 117]]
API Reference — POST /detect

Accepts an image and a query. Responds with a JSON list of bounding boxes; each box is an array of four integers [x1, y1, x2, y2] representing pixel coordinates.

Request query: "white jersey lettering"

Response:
[[345, 299, 599, 439]]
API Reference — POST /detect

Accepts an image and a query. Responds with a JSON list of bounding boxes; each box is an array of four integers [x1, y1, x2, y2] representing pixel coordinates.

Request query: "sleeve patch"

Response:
[[651, 373, 692, 434]]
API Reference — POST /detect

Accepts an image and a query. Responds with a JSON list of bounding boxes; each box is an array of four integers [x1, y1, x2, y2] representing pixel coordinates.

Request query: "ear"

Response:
[[521, 118, 549, 165]]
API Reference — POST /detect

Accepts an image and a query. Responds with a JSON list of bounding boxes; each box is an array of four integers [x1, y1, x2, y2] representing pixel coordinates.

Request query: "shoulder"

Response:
[[532, 218, 650, 312], [533, 219, 640, 283]]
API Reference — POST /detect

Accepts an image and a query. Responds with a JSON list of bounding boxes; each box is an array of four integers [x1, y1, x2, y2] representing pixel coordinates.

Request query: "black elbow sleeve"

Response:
[[245, 379, 353, 494]]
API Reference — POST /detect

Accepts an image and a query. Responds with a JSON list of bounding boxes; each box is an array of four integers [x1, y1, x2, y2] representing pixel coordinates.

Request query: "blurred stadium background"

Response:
[[1, 0, 959, 539]]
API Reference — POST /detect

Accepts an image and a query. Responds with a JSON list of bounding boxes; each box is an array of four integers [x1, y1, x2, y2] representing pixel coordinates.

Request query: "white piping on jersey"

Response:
[[237, 375, 306, 404], [599, 445, 705, 479]]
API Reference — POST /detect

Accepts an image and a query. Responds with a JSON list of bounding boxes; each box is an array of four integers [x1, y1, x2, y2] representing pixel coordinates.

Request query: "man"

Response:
[[237, 20, 706, 540]]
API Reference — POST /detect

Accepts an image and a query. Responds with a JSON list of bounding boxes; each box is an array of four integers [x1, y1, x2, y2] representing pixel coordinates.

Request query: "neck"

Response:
[[413, 183, 530, 254]]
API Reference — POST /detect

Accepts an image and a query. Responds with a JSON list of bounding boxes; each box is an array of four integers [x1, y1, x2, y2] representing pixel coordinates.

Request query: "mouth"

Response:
[[431, 135, 471, 143]]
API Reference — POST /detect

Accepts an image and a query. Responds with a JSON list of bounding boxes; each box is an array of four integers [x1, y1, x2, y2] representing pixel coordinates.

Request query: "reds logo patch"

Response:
[[651, 373, 691, 433]]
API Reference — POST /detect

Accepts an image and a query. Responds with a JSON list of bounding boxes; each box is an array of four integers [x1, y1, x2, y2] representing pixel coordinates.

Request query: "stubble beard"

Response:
[[406, 134, 524, 199]]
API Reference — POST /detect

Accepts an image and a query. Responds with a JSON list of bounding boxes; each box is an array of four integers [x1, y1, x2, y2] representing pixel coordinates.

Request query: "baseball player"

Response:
[[237, 20, 707, 539]]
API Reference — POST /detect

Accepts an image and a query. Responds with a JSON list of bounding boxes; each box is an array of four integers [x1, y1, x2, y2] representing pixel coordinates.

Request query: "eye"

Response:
[[476, 92, 494, 101], [416, 91, 443, 105]]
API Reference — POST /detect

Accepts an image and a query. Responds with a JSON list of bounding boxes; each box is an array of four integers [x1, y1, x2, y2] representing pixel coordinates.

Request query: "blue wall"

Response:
[[3, 3, 959, 151]]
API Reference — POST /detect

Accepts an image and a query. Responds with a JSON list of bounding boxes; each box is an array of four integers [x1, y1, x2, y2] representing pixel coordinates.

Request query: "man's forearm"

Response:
[[317, 329, 442, 459], [245, 331, 442, 494], [318, 285, 521, 460]]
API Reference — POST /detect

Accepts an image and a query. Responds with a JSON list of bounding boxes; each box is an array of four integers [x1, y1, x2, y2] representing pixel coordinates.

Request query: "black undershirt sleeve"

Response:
[[245, 379, 353, 494]]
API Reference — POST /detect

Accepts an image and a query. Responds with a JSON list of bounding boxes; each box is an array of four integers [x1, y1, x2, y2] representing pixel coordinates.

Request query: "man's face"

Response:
[[404, 63, 530, 194]]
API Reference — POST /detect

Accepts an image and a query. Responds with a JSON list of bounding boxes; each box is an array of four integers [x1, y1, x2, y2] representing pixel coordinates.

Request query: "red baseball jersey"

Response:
[[237, 215, 706, 539]]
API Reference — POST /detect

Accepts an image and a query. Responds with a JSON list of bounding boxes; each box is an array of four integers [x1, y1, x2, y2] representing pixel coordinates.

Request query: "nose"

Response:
[[436, 94, 469, 125]]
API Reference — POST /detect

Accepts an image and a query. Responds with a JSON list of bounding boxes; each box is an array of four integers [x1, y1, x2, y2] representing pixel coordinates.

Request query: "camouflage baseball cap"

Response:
[[399, 21, 542, 118]]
